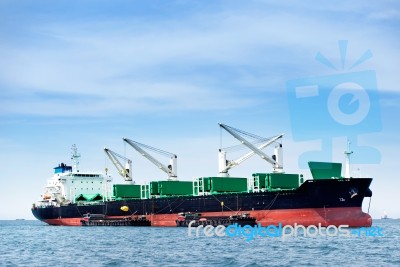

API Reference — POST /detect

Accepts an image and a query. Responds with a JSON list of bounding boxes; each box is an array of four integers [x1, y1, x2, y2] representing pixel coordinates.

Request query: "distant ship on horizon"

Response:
[[381, 210, 390, 219]]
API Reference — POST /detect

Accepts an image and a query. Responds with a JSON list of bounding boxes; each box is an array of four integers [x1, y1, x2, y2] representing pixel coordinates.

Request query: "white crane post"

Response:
[[218, 149, 229, 177], [169, 155, 178, 181], [273, 144, 283, 173], [124, 161, 133, 184]]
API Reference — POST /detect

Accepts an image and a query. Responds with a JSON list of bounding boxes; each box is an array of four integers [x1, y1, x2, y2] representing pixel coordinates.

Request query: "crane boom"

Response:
[[219, 133, 283, 175], [123, 138, 178, 180], [219, 123, 284, 173], [104, 148, 133, 184]]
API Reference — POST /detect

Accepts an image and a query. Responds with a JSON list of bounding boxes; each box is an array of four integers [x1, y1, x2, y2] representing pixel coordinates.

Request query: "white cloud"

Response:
[[0, 0, 398, 120]]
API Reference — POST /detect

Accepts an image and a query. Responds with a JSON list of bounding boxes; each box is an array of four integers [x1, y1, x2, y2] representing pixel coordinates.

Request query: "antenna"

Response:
[[71, 144, 81, 172], [344, 139, 353, 178]]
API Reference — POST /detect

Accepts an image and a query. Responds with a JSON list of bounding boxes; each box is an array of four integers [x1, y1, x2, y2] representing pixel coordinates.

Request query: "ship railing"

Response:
[[247, 176, 254, 193], [193, 177, 208, 196], [193, 179, 200, 196], [140, 184, 150, 199], [35, 202, 60, 208], [76, 201, 106, 206]]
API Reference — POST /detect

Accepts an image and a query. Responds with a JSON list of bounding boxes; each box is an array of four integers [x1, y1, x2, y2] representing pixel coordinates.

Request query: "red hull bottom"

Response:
[[43, 207, 372, 227]]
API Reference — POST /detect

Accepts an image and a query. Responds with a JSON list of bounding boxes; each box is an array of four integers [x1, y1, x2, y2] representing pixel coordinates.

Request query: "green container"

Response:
[[267, 173, 300, 189], [113, 184, 141, 198], [150, 181, 159, 195], [202, 177, 247, 193], [198, 177, 210, 191], [158, 181, 193, 196], [308, 161, 342, 179]]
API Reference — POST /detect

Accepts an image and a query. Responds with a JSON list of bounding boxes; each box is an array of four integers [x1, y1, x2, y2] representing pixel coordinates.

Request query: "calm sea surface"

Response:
[[0, 220, 399, 266]]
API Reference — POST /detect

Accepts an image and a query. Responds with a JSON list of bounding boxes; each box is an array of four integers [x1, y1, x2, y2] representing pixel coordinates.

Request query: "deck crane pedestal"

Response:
[[123, 138, 178, 181], [218, 123, 284, 176]]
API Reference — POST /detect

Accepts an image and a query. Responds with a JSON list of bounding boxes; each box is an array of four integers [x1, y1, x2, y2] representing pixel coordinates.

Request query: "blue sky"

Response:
[[0, 0, 399, 219]]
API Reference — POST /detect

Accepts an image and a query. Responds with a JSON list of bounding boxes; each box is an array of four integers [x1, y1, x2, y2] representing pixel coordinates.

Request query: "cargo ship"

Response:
[[31, 124, 373, 227]]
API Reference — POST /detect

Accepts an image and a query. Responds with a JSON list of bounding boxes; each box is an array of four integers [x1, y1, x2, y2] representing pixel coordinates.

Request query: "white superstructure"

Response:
[[36, 146, 112, 207]]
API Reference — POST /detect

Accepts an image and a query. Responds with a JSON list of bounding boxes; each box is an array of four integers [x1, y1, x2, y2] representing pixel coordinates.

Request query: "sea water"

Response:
[[0, 220, 399, 266]]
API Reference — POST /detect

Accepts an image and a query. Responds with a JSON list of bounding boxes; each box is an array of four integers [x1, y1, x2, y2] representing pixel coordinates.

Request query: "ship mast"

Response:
[[71, 144, 81, 172], [344, 139, 353, 178]]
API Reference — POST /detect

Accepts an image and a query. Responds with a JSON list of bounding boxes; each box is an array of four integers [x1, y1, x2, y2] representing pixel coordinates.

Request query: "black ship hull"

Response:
[[32, 178, 373, 227]]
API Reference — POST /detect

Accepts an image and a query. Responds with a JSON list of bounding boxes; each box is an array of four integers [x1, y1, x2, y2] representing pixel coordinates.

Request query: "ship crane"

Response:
[[123, 138, 178, 181], [104, 148, 133, 184], [218, 123, 284, 175]]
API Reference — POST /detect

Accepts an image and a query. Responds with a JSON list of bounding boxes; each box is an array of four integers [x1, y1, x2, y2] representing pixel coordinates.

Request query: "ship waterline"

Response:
[[37, 207, 372, 227]]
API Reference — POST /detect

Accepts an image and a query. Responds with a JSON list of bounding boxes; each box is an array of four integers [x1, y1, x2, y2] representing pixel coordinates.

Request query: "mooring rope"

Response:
[[368, 197, 372, 214], [211, 194, 236, 212]]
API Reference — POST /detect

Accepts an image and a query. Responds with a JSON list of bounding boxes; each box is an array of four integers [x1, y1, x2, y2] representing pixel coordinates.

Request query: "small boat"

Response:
[[80, 213, 151, 226], [176, 212, 257, 227]]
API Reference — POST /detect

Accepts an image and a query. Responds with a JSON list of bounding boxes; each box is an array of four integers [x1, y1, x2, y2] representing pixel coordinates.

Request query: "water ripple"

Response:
[[0, 220, 398, 266]]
